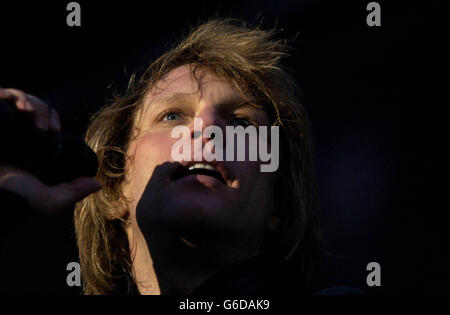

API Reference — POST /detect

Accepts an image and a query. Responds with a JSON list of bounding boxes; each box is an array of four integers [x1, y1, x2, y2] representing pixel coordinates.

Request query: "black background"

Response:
[[0, 0, 449, 295]]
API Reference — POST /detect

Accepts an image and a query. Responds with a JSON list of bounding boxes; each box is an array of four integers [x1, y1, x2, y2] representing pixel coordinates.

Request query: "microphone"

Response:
[[0, 98, 98, 185]]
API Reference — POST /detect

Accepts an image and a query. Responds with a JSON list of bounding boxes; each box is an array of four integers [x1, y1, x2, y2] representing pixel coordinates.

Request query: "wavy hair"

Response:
[[74, 18, 323, 294]]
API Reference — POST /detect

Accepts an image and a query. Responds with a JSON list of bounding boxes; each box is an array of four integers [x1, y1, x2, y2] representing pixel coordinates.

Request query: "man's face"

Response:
[[122, 65, 276, 252]]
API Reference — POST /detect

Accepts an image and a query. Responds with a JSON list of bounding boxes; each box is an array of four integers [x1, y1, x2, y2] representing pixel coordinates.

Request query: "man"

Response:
[[0, 18, 323, 295]]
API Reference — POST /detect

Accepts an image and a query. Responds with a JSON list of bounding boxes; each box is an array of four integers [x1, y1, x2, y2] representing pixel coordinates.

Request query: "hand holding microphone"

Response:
[[0, 88, 101, 215]]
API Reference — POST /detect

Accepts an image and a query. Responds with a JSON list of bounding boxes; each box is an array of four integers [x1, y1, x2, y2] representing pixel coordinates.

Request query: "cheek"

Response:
[[125, 132, 175, 204]]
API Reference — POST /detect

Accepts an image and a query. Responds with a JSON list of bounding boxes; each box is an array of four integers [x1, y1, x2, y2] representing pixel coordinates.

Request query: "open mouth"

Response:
[[172, 162, 227, 185]]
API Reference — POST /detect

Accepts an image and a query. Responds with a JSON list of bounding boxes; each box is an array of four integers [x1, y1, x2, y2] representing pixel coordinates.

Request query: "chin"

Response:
[[159, 198, 235, 233], [166, 186, 237, 211], [168, 196, 231, 218]]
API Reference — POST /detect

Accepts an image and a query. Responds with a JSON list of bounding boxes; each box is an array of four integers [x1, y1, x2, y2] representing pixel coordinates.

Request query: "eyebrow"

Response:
[[148, 92, 258, 111], [140, 93, 194, 119], [152, 92, 196, 108]]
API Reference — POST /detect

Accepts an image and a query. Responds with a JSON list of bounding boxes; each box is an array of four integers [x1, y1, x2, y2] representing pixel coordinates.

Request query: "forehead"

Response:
[[143, 65, 244, 109]]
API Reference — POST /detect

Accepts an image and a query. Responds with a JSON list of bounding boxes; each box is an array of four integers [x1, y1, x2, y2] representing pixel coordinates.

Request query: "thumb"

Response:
[[47, 177, 102, 214]]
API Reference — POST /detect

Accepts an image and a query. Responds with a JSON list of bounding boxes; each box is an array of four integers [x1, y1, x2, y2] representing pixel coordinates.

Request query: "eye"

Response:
[[162, 112, 181, 121], [231, 118, 253, 128]]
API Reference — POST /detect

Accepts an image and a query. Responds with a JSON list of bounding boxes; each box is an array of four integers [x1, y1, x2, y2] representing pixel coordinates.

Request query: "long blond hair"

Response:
[[74, 18, 323, 294]]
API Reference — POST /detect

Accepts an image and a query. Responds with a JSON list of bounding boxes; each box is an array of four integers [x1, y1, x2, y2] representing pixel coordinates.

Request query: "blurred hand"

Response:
[[0, 87, 101, 215]]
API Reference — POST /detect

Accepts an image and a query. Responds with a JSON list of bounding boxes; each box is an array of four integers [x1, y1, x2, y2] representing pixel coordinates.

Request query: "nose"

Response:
[[188, 107, 224, 142], [188, 107, 225, 161]]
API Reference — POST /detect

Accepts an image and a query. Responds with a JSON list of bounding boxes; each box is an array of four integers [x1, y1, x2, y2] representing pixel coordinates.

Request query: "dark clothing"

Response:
[[123, 254, 308, 295], [124, 254, 363, 295], [190, 255, 304, 295], [1, 189, 362, 295]]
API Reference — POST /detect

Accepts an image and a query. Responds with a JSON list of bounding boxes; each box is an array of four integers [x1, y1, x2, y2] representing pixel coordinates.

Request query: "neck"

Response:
[[132, 230, 257, 295]]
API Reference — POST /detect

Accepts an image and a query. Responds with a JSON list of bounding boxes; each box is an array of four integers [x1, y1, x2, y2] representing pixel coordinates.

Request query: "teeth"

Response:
[[188, 163, 216, 172]]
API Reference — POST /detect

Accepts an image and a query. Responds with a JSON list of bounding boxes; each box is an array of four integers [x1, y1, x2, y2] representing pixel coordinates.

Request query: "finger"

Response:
[[27, 94, 50, 131], [148, 161, 180, 186], [0, 167, 101, 215], [0, 89, 50, 131], [0, 88, 32, 111], [48, 177, 102, 213], [0, 166, 50, 211], [49, 108, 61, 132], [0, 87, 20, 103], [137, 161, 180, 206]]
